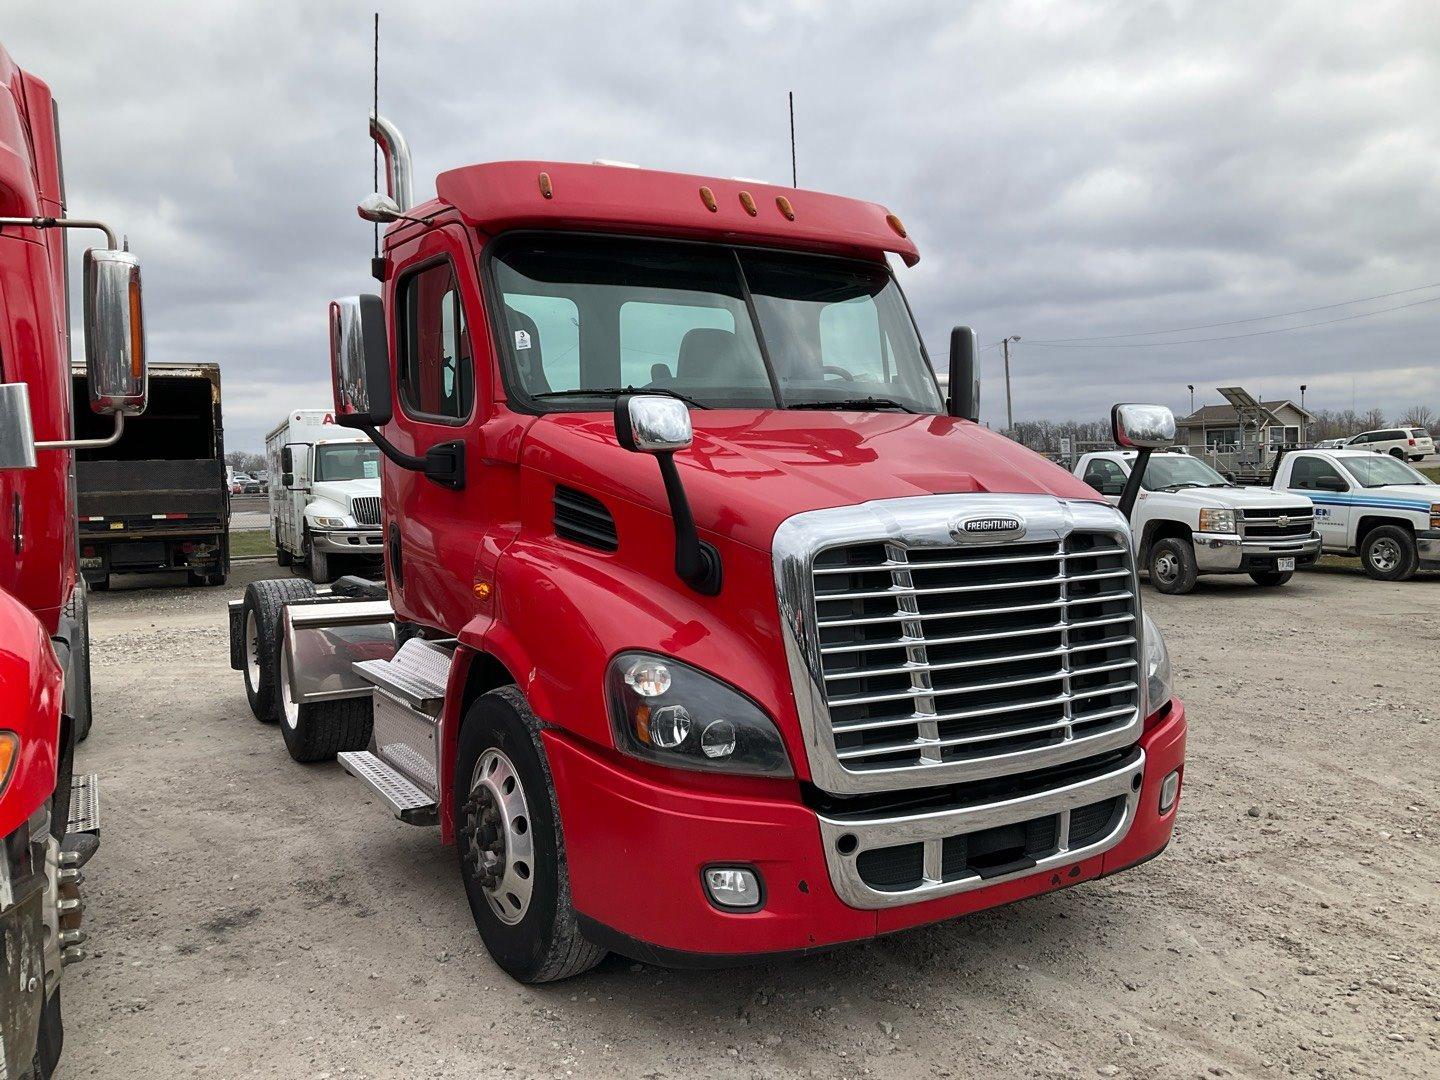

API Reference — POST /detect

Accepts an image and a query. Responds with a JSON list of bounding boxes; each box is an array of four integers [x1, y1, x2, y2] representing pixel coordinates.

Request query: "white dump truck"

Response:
[[265, 410, 384, 582], [1270, 447, 1440, 581], [1075, 450, 1319, 593]]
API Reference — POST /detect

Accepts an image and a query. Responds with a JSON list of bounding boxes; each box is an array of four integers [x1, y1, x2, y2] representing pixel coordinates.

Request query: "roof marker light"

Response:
[[738, 191, 758, 217], [593, 159, 640, 168], [776, 196, 795, 221], [538, 172, 553, 199], [699, 186, 718, 212], [885, 212, 907, 238]]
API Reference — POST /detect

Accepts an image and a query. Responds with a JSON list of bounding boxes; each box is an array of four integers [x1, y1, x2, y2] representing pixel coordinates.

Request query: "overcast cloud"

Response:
[[7, 0, 1439, 449]]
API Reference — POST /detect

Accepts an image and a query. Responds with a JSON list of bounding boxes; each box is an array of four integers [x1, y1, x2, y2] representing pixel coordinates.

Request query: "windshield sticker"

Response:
[[514, 330, 532, 351], [363, 460, 379, 479]]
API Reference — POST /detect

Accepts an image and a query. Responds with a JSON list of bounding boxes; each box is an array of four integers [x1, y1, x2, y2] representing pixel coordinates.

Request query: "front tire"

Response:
[[454, 686, 605, 983], [275, 638, 373, 762], [1249, 569, 1293, 586], [306, 535, 333, 585], [1148, 537, 1199, 594], [240, 578, 318, 722], [1360, 525, 1418, 581]]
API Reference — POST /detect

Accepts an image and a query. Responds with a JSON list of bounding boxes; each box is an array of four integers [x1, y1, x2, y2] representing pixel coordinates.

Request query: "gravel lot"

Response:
[[61, 561, 1437, 1079]]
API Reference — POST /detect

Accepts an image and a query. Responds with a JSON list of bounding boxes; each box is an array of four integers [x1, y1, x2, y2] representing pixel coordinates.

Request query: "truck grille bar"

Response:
[[351, 496, 383, 526], [775, 495, 1145, 796], [1238, 507, 1314, 539]]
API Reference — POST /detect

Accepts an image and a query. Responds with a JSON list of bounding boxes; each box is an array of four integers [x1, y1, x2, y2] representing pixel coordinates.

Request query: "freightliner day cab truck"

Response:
[[1074, 450, 1320, 594], [0, 40, 149, 1080], [230, 117, 1187, 982]]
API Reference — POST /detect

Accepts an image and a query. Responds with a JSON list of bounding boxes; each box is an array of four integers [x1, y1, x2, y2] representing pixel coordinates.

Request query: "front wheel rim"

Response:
[[1154, 552, 1179, 584], [1369, 538, 1401, 572], [463, 748, 535, 925]]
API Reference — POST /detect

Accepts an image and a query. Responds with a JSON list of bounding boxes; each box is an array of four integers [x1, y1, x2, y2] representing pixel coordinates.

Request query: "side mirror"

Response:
[[82, 248, 147, 415], [329, 295, 392, 427], [1111, 403, 1176, 449], [1316, 475, 1347, 492], [0, 384, 38, 470], [614, 394, 719, 595], [357, 192, 404, 223], [281, 446, 293, 474], [947, 326, 980, 422]]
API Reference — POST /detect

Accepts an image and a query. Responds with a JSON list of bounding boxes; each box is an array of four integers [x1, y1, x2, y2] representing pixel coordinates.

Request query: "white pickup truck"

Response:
[[1271, 447, 1440, 581], [1075, 450, 1320, 593]]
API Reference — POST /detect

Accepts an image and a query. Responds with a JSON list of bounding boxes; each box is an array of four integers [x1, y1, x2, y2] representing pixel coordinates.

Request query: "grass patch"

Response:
[[230, 529, 276, 558], [1418, 465, 1440, 483]]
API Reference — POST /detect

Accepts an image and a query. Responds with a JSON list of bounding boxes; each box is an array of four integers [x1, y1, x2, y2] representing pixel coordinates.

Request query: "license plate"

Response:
[[109, 521, 125, 530], [1278, 557, 1295, 572]]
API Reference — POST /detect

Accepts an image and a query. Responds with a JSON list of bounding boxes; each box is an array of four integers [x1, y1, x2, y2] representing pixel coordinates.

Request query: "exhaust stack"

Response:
[[369, 113, 413, 212]]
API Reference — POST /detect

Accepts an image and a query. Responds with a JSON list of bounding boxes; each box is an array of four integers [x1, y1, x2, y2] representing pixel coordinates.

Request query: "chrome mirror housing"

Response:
[[1111, 403, 1176, 449], [82, 248, 147, 415], [615, 395, 694, 454], [357, 192, 403, 223], [0, 384, 37, 470]]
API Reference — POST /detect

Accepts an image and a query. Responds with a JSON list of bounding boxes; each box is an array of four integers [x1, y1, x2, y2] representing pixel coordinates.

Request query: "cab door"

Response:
[[1285, 454, 1350, 549]]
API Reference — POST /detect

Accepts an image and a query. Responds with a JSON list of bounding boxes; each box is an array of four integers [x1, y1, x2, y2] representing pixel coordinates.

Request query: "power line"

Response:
[[1025, 293, 1440, 348], [1027, 280, 1440, 343]]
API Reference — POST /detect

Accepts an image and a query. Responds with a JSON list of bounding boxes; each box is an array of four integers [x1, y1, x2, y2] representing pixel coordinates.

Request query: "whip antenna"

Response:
[[372, 13, 379, 261], [788, 90, 797, 187]]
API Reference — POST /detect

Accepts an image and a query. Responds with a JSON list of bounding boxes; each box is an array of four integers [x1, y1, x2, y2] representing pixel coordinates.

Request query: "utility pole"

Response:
[[1002, 335, 1020, 432], [1187, 384, 1194, 414]]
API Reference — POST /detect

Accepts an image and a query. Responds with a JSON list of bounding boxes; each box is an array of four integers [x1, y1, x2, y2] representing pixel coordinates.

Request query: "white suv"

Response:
[[1346, 427, 1434, 461]]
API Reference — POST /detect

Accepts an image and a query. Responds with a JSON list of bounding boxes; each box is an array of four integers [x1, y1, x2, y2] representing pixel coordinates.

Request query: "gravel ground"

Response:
[[60, 561, 1438, 1079]]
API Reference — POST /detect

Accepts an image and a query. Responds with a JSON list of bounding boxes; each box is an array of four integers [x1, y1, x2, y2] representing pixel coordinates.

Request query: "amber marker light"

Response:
[[128, 270, 145, 379], [739, 191, 758, 216], [538, 172, 554, 199], [699, 186, 718, 212], [776, 196, 795, 221], [0, 732, 18, 795], [472, 581, 493, 601], [885, 212, 907, 238]]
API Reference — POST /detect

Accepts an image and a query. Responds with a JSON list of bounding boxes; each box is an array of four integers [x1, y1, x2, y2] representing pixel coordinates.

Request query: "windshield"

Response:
[[314, 443, 381, 482], [1338, 454, 1429, 488], [1140, 455, 1230, 490], [491, 236, 943, 413]]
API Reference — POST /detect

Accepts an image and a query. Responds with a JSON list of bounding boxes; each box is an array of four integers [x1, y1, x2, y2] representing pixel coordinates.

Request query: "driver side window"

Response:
[[1083, 458, 1126, 493], [1290, 456, 1345, 490]]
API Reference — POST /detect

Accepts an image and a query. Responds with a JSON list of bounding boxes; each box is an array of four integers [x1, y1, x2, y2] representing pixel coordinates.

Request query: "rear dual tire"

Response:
[[1360, 525, 1418, 582], [241, 578, 318, 722], [276, 643, 372, 763]]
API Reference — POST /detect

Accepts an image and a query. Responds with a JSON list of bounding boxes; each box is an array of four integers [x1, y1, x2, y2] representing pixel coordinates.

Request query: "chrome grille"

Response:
[[351, 496, 382, 526], [775, 495, 1144, 795], [1238, 507, 1314, 539]]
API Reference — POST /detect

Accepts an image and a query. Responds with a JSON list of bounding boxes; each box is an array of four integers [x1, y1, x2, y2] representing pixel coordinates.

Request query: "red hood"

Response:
[[521, 410, 1103, 551]]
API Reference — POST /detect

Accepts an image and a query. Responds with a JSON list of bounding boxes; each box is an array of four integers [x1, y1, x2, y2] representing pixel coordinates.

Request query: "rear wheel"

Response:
[[240, 578, 318, 722], [89, 575, 110, 592], [454, 686, 605, 983], [1148, 537, 1198, 594], [275, 638, 373, 762], [1388, 447, 1405, 459], [1360, 525, 1417, 581], [305, 534, 333, 584], [1249, 569, 1293, 586]]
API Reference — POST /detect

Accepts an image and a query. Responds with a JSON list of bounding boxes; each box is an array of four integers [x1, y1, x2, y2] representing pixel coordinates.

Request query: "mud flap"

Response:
[[0, 883, 47, 1080]]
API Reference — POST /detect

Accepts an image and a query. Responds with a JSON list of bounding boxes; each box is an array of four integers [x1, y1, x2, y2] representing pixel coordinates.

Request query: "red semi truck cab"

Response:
[[233, 119, 1185, 982], [0, 40, 148, 1079]]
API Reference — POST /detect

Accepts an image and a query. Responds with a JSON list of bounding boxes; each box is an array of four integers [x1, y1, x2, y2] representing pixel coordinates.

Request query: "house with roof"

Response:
[[1175, 395, 1314, 453]]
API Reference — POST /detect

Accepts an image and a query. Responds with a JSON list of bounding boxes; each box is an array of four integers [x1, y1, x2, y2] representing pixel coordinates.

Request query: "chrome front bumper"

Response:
[[816, 749, 1145, 909], [1418, 530, 1440, 567], [1193, 532, 1321, 572], [312, 528, 383, 555]]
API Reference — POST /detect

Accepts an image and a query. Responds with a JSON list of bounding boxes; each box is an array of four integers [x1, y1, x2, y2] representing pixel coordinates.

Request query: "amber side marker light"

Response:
[[885, 212, 907, 238], [738, 191, 758, 217], [472, 581, 492, 601], [538, 172, 554, 199], [699, 186, 718, 212], [0, 732, 18, 795], [776, 196, 795, 221], [128, 271, 145, 379]]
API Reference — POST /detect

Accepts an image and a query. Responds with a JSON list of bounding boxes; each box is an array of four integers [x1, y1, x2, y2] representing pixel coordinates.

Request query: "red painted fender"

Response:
[[0, 588, 62, 840]]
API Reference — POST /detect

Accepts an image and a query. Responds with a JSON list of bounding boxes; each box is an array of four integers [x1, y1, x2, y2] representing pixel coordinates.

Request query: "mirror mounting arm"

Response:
[[35, 410, 125, 452], [1117, 448, 1152, 519], [655, 451, 723, 596], [0, 216, 118, 249], [341, 415, 466, 491]]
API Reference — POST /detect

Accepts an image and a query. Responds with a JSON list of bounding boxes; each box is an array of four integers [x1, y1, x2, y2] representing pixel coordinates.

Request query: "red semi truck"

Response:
[[231, 116, 1186, 982], [0, 42, 148, 1079]]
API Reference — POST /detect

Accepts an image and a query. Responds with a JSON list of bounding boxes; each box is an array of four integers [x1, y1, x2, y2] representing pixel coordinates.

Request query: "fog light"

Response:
[[703, 866, 762, 910], [1159, 769, 1181, 814]]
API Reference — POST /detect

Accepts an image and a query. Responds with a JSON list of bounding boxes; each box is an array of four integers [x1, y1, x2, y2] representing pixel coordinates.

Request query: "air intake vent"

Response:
[[553, 486, 617, 552]]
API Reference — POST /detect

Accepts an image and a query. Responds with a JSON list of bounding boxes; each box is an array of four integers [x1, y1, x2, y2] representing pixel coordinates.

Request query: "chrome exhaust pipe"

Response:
[[369, 113, 414, 212]]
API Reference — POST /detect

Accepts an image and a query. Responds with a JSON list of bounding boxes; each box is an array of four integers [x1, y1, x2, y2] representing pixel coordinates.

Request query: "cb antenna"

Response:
[[371, 13, 381, 279], [788, 90, 797, 188]]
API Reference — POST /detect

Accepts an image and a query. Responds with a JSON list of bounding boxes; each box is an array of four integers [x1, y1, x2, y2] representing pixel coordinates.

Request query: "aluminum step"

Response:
[[68, 773, 100, 835], [337, 750, 438, 826], [353, 637, 453, 715]]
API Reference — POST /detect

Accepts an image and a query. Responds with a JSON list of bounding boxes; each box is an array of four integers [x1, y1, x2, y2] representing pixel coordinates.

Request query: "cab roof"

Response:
[[403, 160, 919, 266]]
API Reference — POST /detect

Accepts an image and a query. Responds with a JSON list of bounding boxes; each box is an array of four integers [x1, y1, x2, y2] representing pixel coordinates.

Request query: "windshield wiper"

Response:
[[531, 386, 711, 409], [1201, 481, 1238, 488], [787, 396, 916, 414], [1159, 482, 1205, 491]]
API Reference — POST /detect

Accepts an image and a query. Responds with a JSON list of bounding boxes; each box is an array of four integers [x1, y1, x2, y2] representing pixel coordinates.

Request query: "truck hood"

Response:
[[310, 478, 380, 514], [1152, 486, 1314, 510], [521, 410, 1103, 551]]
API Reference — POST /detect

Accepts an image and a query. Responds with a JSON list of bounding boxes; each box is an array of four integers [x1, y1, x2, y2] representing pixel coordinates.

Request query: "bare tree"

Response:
[[225, 450, 265, 473], [1398, 404, 1436, 433], [1358, 407, 1387, 432]]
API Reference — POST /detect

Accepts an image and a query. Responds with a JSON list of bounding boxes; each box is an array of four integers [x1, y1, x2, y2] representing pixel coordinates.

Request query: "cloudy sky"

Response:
[[9, 0, 1439, 449]]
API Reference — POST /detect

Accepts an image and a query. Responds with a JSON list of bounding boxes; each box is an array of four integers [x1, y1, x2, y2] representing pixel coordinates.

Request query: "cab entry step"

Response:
[[68, 773, 101, 835], [337, 751, 438, 826]]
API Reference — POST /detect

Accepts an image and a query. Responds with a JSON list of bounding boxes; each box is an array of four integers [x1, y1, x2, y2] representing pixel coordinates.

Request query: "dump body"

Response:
[[71, 363, 228, 585]]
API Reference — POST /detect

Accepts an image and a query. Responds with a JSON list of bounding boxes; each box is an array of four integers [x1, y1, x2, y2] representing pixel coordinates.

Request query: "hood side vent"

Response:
[[553, 486, 618, 552]]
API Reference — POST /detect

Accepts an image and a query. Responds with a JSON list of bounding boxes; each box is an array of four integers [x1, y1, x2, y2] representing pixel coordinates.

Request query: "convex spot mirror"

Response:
[[1111, 403, 1176, 450], [357, 192, 403, 223], [615, 395, 693, 454], [329, 295, 392, 427], [83, 249, 147, 415]]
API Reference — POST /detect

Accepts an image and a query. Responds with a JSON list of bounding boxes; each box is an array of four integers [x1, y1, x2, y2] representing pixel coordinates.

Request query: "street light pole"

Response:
[[1187, 384, 1194, 414], [1002, 335, 1020, 431]]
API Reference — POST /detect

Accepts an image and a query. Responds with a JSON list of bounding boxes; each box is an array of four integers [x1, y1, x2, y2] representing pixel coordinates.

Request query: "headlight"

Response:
[[310, 515, 349, 529], [606, 652, 792, 777], [1430, 502, 1440, 530], [1142, 612, 1173, 718], [1198, 507, 1236, 534]]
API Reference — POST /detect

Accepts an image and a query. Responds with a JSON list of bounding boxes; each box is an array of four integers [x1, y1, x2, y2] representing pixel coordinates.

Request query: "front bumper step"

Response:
[[337, 751, 438, 826]]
